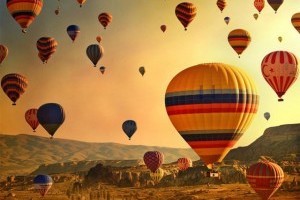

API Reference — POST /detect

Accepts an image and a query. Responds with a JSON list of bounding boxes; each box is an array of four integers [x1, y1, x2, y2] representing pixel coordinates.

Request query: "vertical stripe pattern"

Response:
[[86, 44, 104, 67], [25, 108, 39, 131], [175, 2, 197, 30]]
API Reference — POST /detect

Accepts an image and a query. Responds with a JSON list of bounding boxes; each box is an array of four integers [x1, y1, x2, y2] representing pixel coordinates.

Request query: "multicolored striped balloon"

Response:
[[267, 0, 284, 13], [254, 0, 265, 13], [0, 45, 8, 64], [175, 2, 197, 31], [25, 108, 39, 132], [246, 161, 284, 200], [165, 63, 259, 169], [86, 44, 104, 67], [261, 51, 298, 101], [77, 0, 86, 7], [178, 157, 193, 171], [33, 175, 53, 197], [1, 73, 28, 105], [98, 12, 112, 29], [36, 37, 58, 63], [6, 0, 43, 33], [67, 25, 80, 42], [291, 13, 300, 34], [216, 0, 227, 12], [143, 151, 164, 173], [228, 29, 251, 58]]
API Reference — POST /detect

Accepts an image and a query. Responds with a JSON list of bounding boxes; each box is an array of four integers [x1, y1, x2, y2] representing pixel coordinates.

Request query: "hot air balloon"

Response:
[[261, 51, 298, 101], [6, 0, 43, 33], [1, 73, 28, 105], [216, 0, 226, 13], [33, 175, 53, 197], [54, 9, 59, 15], [228, 29, 251, 58], [96, 36, 102, 43], [98, 12, 112, 29], [165, 63, 259, 169], [0, 45, 8, 64], [67, 25, 80, 42], [139, 66, 145, 76], [178, 157, 193, 171], [149, 168, 164, 184], [160, 25, 167, 32], [25, 108, 39, 132], [291, 13, 300, 34], [77, 0, 86, 7], [224, 16, 230, 25], [122, 120, 137, 140], [100, 66, 106, 74], [267, 0, 283, 13], [246, 161, 284, 200], [264, 112, 270, 120], [86, 44, 104, 67], [278, 36, 282, 42], [36, 37, 58, 64], [175, 2, 197, 31], [254, 0, 265, 14], [253, 13, 259, 20], [37, 103, 65, 138], [143, 151, 164, 173]]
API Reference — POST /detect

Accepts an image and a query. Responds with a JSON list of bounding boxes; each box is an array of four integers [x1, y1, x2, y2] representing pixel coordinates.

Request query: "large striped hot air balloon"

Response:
[[33, 175, 53, 197], [143, 151, 164, 173], [0, 45, 8, 64], [165, 63, 259, 169], [98, 12, 112, 29], [149, 168, 164, 184], [122, 120, 137, 140], [291, 13, 300, 34], [175, 2, 197, 31], [267, 0, 284, 13], [228, 29, 251, 58], [67, 25, 80, 42], [1, 73, 28, 105], [254, 0, 265, 14], [25, 108, 39, 132], [36, 37, 58, 64], [77, 0, 86, 7], [37, 103, 65, 138], [216, 0, 226, 13], [246, 161, 284, 200], [261, 51, 298, 101], [86, 44, 104, 67], [178, 157, 193, 171], [6, 0, 43, 33]]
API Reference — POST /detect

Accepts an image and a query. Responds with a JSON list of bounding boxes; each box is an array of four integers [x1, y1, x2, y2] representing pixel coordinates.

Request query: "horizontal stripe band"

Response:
[[181, 133, 242, 141]]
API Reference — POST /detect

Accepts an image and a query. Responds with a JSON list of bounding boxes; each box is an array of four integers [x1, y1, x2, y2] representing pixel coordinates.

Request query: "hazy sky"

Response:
[[0, 0, 299, 149]]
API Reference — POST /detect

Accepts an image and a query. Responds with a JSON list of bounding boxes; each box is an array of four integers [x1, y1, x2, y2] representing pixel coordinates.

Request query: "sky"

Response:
[[0, 0, 300, 149]]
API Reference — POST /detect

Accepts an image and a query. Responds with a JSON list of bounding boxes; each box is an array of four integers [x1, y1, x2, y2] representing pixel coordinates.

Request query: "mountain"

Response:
[[0, 134, 198, 176], [225, 124, 300, 162]]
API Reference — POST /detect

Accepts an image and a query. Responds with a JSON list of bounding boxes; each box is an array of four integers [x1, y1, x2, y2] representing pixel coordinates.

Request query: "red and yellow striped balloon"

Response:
[[0, 45, 8, 64], [175, 2, 197, 31], [228, 29, 251, 58], [216, 0, 227, 12], [246, 161, 284, 200], [165, 63, 259, 169], [36, 37, 58, 63], [25, 108, 39, 132], [291, 13, 300, 34], [261, 51, 298, 101], [98, 13, 112, 29], [6, 0, 43, 33]]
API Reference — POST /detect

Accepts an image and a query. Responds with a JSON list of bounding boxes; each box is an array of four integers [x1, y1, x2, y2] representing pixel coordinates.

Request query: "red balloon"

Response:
[[178, 157, 192, 171], [261, 51, 299, 101], [246, 161, 284, 200], [25, 108, 39, 132], [254, 0, 265, 13], [143, 151, 164, 173]]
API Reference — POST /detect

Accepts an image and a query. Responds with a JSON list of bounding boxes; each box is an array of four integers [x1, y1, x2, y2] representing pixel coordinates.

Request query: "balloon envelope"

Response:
[[0, 45, 8, 64], [150, 168, 164, 184], [25, 108, 39, 131], [175, 2, 197, 31], [291, 13, 300, 34], [267, 0, 284, 13], [246, 161, 284, 200], [98, 12, 112, 29], [165, 63, 259, 169], [100, 66, 106, 74], [86, 44, 104, 67], [228, 29, 251, 57], [67, 25, 80, 42], [77, 0, 86, 7], [143, 151, 164, 172], [139, 66, 145, 76], [178, 157, 193, 171], [33, 175, 53, 197], [253, 13, 259, 20], [37, 103, 65, 138], [160, 25, 167, 32], [264, 112, 270, 120], [254, 0, 265, 13], [122, 120, 137, 140], [224, 16, 230, 25], [36, 37, 58, 63], [216, 0, 226, 12]]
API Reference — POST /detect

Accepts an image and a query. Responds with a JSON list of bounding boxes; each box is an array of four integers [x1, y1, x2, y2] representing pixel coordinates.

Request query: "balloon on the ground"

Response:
[[122, 120, 137, 140], [228, 29, 251, 58], [175, 2, 197, 31], [0, 45, 8, 64], [178, 157, 193, 171], [25, 108, 39, 132], [165, 63, 259, 169], [33, 174, 53, 197], [86, 44, 104, 67], [143, 151, 164, 172], [150, 168, 164, 184]]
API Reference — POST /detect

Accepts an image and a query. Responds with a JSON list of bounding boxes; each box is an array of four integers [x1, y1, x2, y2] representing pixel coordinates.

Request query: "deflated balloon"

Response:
[[67, 25, 80, 42], [267, 0, 284, 13], [175, 2, 197, 31], [246, 161, 284, 200], [33, 175, 53, 197], [178, 157, 192, 171], [98, 12, 112, 29], [254, 0, 265, 13], [165, 63, 259, 169], [86, 44, 104, 67], [0, 45, 8, 64], [122, 120, 137, 140], [228, 29, 251, 57], [6, 0, 43, 33], [36, 37, 58, 63], [143, 151, 164, 172], [1, 73, 28, 105], [216, 0, 226, 12], [37, 103, 65, 138], [25, 108, 39, 132], [261, 51, 298, 101]]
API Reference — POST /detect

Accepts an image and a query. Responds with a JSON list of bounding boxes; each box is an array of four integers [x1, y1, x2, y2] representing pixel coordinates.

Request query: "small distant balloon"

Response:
[[264, 112, 270, 120], [254, 0, 265, 13], [228, 29, 251, 58], [96, 36, 102, 43], [291, 13, 300, 34], [253, 13, 259, 20], [160, 25, 167, 32], [77, 0, 86, 7], [100, 66, 106, 74], [55, 9, 59, 15], [216, 0, 227, 12], [0, 45, 8, 64], [122, 120, 137, 140], [67, 25, 80, 42], [175, 2, 197, 31], [224, 16, 230, 25], [98, 12, 113, 29], [278, 36, 282, 42], [267, 0, 284, 13], [139, 66, 145, 76], [86, 44, 104, 67]]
